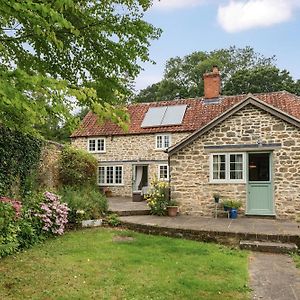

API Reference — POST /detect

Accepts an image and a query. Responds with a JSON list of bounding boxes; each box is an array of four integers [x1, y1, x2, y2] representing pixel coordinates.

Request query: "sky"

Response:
[[134, 0, 300, 92]]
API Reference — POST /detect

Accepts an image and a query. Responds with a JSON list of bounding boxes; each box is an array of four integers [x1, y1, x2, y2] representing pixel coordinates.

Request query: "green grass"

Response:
[[293, 253, 300, 268], [0, 228, 250, 300]]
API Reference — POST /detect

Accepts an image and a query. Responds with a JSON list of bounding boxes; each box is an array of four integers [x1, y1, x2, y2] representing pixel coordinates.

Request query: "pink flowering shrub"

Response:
[[0, 196, 22, 219], [36, 192, 69, 235]]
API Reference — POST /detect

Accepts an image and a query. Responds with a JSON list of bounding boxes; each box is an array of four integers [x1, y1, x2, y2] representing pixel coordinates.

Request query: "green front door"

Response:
[[247, 153, 274, 215]]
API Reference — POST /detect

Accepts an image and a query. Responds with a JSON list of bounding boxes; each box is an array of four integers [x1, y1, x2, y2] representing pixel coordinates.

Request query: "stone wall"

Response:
[[170, 104, 300, 220], [38, 141, 64, 189], [72, 132, 189, 197]]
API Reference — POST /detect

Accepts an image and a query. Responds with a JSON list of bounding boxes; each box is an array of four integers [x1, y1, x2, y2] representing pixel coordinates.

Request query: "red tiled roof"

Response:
[[71, 91, 300, 138]]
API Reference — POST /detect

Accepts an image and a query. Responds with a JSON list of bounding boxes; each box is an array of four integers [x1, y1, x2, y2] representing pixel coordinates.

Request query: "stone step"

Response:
[[109, 209, 150, 217], [240, 240, 298, 254]]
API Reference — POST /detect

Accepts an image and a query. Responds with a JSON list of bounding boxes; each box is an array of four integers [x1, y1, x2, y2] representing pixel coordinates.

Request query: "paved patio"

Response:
[[108, 197, 150, 216], [120, 214, 300, 247], [107, 197, 300, 247]]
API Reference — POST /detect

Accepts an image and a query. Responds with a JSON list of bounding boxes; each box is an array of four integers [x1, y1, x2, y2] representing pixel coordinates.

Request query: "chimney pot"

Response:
[[203, 66, 221, 99]]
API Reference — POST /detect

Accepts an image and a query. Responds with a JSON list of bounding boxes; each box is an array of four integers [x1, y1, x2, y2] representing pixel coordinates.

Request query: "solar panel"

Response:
[[141, 104, 187, 128], [161, 105, 187, 126], [141, 106, 167, 127]]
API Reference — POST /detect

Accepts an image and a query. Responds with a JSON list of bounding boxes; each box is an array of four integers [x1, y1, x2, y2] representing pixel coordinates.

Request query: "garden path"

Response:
[[249, 252, 300, 300]]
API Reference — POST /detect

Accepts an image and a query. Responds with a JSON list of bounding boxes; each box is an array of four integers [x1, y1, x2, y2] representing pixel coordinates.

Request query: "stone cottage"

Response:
[[71, 98, 204, 197], [71, 67, 300, 219]]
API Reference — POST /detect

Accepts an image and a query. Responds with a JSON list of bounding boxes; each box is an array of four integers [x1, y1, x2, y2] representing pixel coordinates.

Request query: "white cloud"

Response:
[[218, 0, 300, 33], [152, 0, 205, 10]]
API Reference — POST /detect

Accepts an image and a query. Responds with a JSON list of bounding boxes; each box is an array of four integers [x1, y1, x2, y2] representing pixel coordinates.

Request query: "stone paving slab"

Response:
[[108, 197, 150, 213], [120, 215, 300, 247], [249, 253, 300, 300], [120, 215, 300, 236]]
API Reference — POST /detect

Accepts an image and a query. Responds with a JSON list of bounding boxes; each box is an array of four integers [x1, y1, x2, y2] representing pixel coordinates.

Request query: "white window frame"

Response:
[[209, 153, 246, 183], [155, 134, 171, 150], [98, 165, 123, 186], [158, 164, 169, 181], [87, 138, 106, 153]]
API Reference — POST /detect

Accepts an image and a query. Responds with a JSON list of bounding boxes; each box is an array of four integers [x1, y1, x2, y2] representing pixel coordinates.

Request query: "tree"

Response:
[[223, 66, 299, 95], [0, 0, 161, 135], [134, 46, 283, 102]]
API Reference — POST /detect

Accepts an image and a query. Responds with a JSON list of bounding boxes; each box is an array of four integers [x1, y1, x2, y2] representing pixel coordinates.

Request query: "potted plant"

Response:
[[102, 187, 112, 197], [167, 200, 178, 217], [222, 199, 242, 218], [222, 199, 232, 211], [213, 193, 220, 203]]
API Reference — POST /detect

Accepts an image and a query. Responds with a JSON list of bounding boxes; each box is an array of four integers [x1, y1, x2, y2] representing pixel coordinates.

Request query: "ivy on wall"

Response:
[[0, 127, 43, 198]]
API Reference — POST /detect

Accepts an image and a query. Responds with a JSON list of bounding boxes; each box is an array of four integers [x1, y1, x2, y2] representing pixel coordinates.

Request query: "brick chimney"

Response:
[[203, 66, 221, 99]]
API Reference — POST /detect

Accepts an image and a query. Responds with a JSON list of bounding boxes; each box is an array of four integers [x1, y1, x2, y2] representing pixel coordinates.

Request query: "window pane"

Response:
[[212, 155, 226, 180], [230, 154, 244, 180], [115, 166, 123, 184], [159, 165, 168, 180], [249, 153, 270, 181], [89, 140, 96, 151], [99, 167, 105, 184], [97, 139, 105, 152], [164, 136, 170, 148], [156, 136, 163, 148], [106, 166, 114, 184]]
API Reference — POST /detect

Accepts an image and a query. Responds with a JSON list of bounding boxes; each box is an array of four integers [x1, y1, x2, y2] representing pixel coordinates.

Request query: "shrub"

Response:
[[59, 146, 97, 187], [106, 213, 121, 227], [0, 201, 19, 257], [35, 192, 69, 235], [145, 178, 170, 216], [59, 186, 108, 223], [0, 127, 42, 198]]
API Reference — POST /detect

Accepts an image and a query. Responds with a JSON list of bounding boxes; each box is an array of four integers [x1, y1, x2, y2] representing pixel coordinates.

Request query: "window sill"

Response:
[[209, 181, 246, 184], [88, 151, 106, 154], [98, 184, 124, 187]]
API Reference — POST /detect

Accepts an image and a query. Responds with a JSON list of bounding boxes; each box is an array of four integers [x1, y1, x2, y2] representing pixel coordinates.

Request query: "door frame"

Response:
[[246, 151, 275, 216], [132, 164, 149, 192]]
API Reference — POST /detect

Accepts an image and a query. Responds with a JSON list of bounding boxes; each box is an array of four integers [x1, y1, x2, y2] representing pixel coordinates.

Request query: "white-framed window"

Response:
[[210, 153, 246, 183], [88, 138, 106, 153], [155, 134, 171, 150], [98, 165, 123, 186], [158, 164, 169, 180]]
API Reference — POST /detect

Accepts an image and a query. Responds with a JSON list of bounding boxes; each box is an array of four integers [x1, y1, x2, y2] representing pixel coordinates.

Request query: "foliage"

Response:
[[0, 201, 19, 257], [0, 127, 43, 198], [224, 66, 300, 95], [0, 194, 48, 258], [0, 228, 250, 299], [59, 146, 97, 187], [134, 46, 300, 102], [168, 199, 178, 206], [222, 199, 242, 210], [35, 192, 69, 236], [59, 186, 108, 223], [145, 178, 170, 216], [106, 213, 121, 227], [292, 254, 300, 268], [0, 0, 160, 136], [0, 196, 22, 218]]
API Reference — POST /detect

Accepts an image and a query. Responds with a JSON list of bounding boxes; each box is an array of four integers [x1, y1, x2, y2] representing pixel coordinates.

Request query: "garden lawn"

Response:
[[0, 228, 250, 300]]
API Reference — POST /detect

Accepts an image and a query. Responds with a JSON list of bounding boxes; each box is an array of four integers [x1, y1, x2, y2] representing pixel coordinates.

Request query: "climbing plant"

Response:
[[0, 127, 43, 198]]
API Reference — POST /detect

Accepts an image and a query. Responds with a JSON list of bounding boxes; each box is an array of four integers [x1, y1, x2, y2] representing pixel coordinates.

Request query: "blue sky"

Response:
[[134, 0, 300, 91]]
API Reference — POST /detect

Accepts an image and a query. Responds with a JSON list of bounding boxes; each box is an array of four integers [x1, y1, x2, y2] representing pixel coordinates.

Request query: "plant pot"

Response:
[[223, 205, 230, 212], [132, 192, 143, 202], [167, 206, 178, 217], [229, 209, 238, 219], [82, 219, 103, 228]]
